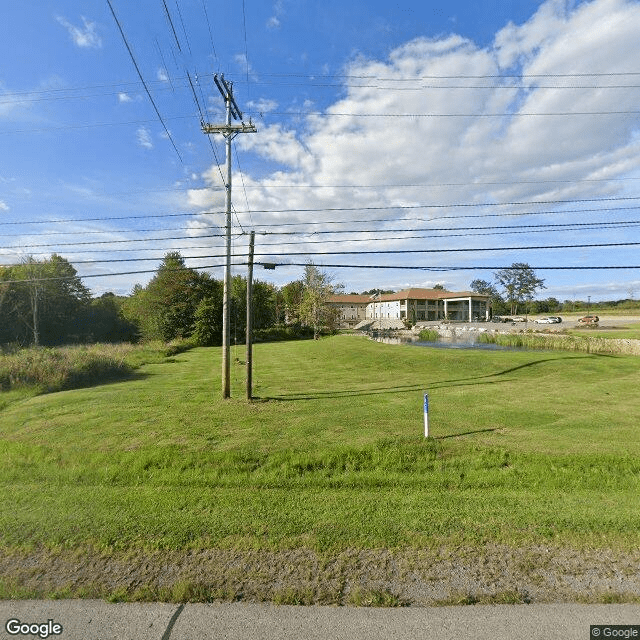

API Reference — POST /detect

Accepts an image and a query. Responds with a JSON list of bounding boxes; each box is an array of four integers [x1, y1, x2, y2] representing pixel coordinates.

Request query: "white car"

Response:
[[535, 316, 562, 324]]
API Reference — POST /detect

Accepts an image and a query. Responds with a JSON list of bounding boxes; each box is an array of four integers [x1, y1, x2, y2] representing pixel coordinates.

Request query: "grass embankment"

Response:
[[477, 331, 640, 354], [1, 335, 639, 602], [0, 341, 191, 409], [569, 322, 640, 340]]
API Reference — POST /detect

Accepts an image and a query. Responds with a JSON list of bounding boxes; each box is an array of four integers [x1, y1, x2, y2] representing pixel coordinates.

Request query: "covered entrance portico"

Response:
[[443, 296, 491, 322]]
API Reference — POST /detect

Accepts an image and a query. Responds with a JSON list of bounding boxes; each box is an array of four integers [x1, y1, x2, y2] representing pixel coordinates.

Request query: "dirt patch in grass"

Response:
[[2, 545, 639, 605]]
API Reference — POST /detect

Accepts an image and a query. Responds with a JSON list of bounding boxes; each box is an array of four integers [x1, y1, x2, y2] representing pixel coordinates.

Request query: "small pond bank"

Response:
[[362, 323, 640, 355]]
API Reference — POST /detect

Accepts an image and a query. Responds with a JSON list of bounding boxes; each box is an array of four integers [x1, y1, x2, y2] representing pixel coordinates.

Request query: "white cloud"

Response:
[[157, 68, 170, 83], [248, 98, 278, 114], [0, 201, 9, 212], [267, 0, 285, 29], [56, 16, 102, 49], [190, 0, 640, 295], [118, 92, 132, 103], [136, 127, 153, 149], [237, 123, 310, 170]]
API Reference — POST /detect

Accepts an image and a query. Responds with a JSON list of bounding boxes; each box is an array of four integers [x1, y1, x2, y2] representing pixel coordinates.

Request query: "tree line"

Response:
[[471, 262, 640, 315], [2, 256, 637, 348], [0, 253, 341, 348]]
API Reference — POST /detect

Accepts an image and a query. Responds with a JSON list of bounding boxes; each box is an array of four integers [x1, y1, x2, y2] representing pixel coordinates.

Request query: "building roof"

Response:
[[438, 290, 489, 300], [326, 294, 371, 304], [327, 289, 490, 304], [378, 288, 442, 302]]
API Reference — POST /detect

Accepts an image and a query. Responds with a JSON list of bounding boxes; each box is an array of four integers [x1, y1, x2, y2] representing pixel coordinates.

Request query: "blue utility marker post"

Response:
[[423, 393, 429, 438]]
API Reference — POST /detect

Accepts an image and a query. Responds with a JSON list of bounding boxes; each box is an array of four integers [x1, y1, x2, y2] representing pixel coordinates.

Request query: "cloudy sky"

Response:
[[2, 0, 640, 301]]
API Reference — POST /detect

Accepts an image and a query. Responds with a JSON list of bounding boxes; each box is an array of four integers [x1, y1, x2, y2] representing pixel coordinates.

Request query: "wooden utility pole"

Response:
[[246, 231, 255, 400], [201, 74, 256, 399]]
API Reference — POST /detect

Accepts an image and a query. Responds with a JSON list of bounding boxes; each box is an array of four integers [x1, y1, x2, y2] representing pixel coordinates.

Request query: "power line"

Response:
[[201, 0, 218, 66], [5, 104, 640, 135], [241, 0, 250, 87], [248, 240, 640, 257], [253, 108, 640, 119], [255, 219, 640, 237], [4, 240, 640, 267], [4, 195, 640, 227], [162, 0, 182, 53], [3, 262, 640, 286], [4, 69, 640, 101], [174, 1, 193, 57], [3, 219, 636, 254], [107, 0, 184, 164], [256, 262, 640, 272], [3, 175, 640, 204]]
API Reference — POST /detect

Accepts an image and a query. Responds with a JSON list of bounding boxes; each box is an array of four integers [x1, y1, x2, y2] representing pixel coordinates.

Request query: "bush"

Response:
[[418, 329, 440, 342], [0, 343, 173, 394], [253, 324, 315, 342]]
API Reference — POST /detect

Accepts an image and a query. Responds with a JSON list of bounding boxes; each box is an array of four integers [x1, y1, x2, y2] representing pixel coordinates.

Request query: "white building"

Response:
[[327, 288, 491, 327], [325, 294, 371, 328]]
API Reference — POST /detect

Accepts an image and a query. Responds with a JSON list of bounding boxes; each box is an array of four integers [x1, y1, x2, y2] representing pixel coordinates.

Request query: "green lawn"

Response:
[[568, 322, 640, 340], [1, 335, 639, 555]]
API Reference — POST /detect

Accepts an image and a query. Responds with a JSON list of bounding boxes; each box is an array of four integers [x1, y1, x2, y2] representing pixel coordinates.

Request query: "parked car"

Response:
[[578, 315, 599, 324], [491, 316, 511, 323], [511, 316, 526, 322], [535, 316, 562, 324]]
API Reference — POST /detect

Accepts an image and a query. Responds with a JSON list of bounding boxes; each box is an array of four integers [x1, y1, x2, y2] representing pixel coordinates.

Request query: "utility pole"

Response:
[[202, 74, 256, 399], [246, 230, 255, 401]]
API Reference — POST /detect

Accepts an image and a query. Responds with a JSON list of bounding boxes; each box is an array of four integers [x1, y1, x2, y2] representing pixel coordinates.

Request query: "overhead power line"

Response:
[[3, 262, 640, 286], [2, 218, 636, 252], [248, 240, 640, 257], [4, 69, 640, 101], [5, 105, 640, 135], [3, 195, 640, 227], [3, 240, 640, 267], [107, 0, 183, 163]]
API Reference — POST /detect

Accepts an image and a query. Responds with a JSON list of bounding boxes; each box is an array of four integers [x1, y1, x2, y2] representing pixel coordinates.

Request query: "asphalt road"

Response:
[[1, 601, 639, 640]]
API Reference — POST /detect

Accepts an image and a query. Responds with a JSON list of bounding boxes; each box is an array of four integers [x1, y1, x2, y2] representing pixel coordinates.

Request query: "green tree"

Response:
[[470, 278, 506, 314], [2, 255, 91, 346], [360, 288, 394, 295], [251, 280, 278, 330], [192, 281, 224, 347], [280, 280, 305, 325], [298, 262, 342, 339], [126, 252, 212, 342], [494, 263, 545, 315], [87, 293, 139, 343]]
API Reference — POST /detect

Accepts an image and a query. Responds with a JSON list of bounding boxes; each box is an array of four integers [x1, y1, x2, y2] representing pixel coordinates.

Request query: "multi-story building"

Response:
[[327, 288, 491, 327]]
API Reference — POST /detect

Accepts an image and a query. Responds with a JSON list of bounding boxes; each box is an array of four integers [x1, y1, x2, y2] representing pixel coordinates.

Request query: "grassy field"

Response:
[[1, 335, 640, 602], [568, 322, 640, 340], [0, 336, 640, 605]]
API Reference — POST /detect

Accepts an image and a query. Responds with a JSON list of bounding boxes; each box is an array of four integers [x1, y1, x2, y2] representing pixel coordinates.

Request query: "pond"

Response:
[[370, 334, 524, 351]]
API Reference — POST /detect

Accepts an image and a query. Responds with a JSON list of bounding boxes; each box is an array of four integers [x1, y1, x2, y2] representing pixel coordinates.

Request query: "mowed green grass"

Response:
[[1, 335, 639, 553], [568, 322, 640, 340]]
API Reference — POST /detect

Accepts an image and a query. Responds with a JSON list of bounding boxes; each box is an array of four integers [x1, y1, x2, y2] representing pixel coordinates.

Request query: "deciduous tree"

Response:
[[2, 255, 91, 346], [298, 262, 342, 339], [493, 263, 545, 315]]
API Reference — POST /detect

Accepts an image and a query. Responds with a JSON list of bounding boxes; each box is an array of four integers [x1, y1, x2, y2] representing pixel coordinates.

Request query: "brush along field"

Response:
[[1, 335, 640, 605]]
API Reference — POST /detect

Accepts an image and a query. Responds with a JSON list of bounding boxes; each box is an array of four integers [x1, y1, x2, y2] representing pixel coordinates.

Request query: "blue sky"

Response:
[[2, 0, 640, 301]]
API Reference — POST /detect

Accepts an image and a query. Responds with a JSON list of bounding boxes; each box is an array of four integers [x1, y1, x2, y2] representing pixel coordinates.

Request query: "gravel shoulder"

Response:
[[2, 545, 640, 605]]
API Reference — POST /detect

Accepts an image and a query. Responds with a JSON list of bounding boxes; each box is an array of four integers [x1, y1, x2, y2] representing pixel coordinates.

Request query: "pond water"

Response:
[[370, 334, 522, 351]]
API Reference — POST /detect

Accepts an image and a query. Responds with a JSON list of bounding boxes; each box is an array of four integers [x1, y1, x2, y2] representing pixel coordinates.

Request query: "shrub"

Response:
[[0, 343, 165, 394], [253, 324, 314, 342]]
